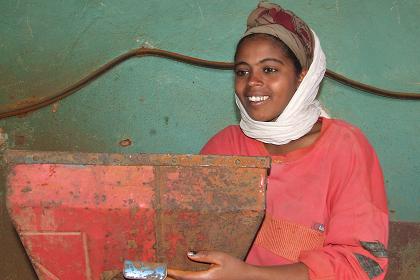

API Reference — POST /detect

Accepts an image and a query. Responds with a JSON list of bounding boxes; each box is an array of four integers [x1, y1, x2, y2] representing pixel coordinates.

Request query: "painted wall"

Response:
[[1, 1, 419, 278]]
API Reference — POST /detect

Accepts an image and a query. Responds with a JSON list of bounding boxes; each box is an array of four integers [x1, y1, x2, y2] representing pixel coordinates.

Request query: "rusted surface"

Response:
[[14, 135, 25, 146], [101, 270, 123, 280], [385, 221, 420, 280], [1, 95, 44, 113], [4, 149, 270, 169], [119, 139, 132, 147], [5, 150, 268, 279], [156, 164, 265, 270]]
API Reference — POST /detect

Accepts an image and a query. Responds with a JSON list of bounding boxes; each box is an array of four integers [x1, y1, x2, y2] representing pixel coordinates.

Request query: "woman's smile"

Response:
[[247, 95, 270, 105]]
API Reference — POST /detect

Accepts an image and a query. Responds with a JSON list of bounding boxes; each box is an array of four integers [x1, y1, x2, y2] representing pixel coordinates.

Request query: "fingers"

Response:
[[186, 250, 227, 265], [167, 268, 208, 280], [167, 251, 234, 279]]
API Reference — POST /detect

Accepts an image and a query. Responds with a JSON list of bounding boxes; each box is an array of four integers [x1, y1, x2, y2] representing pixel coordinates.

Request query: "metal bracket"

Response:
[[123, 260, 167, 280]]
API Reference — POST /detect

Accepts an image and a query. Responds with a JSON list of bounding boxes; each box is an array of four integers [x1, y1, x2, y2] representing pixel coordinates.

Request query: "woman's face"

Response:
[[234, 35, 306, 122]]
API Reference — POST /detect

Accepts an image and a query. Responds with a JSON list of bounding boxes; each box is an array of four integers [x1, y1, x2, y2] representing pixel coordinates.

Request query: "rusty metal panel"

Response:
[[386, 221, 420, 280], [5, 150, 269, 280]]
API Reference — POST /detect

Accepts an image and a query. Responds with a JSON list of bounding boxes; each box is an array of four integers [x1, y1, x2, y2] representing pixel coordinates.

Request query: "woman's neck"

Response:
[[263, 120, 322, 156]]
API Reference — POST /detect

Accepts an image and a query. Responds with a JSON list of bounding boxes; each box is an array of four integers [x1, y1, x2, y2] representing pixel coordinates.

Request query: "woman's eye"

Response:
[[263, 67, 277, 73], [235, 69, 249, 77]]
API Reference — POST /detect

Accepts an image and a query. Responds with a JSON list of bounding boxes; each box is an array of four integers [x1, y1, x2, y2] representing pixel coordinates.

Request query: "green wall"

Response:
[[1, 0, 419, 278]]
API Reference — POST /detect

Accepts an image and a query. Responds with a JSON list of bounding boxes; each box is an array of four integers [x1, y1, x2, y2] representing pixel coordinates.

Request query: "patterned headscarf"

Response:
[[243, 2, 314, 69]]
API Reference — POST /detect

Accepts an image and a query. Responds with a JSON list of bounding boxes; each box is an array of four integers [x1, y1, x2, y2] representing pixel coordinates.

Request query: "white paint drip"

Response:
[[390, 1, 401, 24], [335, 0, 340, 15], [353, 32, 360, 49], [26, 16, 34, 38], [197, 2, 204, 22]]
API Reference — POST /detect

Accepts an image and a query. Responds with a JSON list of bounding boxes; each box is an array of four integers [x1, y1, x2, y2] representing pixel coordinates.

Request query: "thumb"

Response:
[[186, 250, 225, 265]]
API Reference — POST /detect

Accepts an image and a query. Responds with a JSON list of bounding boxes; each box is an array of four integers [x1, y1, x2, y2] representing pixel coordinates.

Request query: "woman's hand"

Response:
[[167, 251, 252, 280]]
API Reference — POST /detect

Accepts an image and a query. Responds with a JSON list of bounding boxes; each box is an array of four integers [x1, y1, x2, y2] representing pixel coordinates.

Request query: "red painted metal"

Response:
[[5, 150, 269, 280]]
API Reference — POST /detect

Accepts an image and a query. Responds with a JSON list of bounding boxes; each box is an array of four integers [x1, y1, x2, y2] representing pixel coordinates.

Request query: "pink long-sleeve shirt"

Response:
[[201, 118, 389, 279]]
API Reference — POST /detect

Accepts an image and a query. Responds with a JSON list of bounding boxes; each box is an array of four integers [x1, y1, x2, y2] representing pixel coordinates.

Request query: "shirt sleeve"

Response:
[[298, 127, 389, 280]]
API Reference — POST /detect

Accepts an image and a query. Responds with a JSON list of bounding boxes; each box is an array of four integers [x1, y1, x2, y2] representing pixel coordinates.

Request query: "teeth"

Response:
[[248, 96, 269, 102]]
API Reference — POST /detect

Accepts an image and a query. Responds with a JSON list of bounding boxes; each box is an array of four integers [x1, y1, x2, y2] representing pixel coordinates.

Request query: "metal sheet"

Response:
[[5, 150, 269, 279]]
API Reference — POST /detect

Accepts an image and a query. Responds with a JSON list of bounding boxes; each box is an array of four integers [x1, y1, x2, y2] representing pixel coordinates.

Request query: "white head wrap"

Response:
[[235, 30, 327, 145]]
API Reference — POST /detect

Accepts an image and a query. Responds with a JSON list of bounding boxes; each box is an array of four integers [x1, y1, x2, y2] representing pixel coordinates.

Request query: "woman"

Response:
[[168, 2, 389, 279]]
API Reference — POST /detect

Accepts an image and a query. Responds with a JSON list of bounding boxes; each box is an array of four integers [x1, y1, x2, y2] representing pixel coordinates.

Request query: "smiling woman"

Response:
[[168, 2, 389, 280], [233, 33, 320, 156]]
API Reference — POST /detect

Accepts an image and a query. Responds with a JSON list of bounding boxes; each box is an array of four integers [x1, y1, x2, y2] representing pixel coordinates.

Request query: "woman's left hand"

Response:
[[167, 251, 252, 280]]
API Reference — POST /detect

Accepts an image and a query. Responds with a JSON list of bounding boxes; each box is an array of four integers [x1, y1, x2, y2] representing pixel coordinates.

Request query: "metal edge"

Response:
[[3, 149, 271, 169]]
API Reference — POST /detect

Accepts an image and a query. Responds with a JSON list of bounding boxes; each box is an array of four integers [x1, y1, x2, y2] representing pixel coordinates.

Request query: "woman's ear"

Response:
[[298, 68, 308, 84]]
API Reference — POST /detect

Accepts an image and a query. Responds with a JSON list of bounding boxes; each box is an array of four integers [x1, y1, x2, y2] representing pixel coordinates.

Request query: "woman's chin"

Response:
[[248, 113, 280, 123]]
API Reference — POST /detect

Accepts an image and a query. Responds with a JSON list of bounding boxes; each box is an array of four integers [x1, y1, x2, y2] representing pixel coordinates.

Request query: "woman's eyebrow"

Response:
[[234, 58, 285, 67], [234, 61, 248, 67], [259, 58, 285, 65]]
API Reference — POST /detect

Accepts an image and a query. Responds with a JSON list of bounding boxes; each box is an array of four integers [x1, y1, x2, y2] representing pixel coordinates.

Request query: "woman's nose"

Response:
[[248, 72, 263, 87]]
